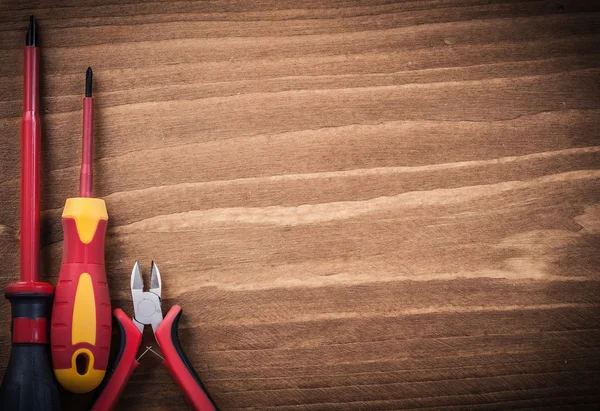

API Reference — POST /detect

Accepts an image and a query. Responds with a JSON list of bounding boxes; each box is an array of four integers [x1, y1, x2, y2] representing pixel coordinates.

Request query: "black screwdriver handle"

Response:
[[0, 291, 61, 411]]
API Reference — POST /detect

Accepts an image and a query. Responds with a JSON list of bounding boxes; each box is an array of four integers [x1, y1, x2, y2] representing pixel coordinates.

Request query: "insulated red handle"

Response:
[[51, 198, 112, 393], [155, 306, 219, 411], [91, 309, 142, 411]]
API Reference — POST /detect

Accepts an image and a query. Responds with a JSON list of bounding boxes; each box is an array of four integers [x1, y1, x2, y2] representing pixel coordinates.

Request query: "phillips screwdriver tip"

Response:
[[85, 67, 93, 98], [26, 15, 38, 47]]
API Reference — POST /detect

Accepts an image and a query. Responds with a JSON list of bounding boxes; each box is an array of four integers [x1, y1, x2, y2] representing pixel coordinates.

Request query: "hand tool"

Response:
[[51, 67, 112, 393], [0, 15, 62, 411], [92, 262, 219, 411]]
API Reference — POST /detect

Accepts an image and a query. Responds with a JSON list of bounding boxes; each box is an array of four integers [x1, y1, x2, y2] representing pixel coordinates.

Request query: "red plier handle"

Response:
[[156, 306, 218, 411], [91, 309, 141, 411], [92, 306, 218, 411]]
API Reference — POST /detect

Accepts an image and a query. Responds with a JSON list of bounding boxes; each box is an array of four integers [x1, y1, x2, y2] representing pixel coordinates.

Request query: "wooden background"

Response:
[[1, 1, 600, 410]]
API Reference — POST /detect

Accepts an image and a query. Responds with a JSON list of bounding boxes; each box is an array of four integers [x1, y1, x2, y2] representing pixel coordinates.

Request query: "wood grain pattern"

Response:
[[1, 1, 600, 410]]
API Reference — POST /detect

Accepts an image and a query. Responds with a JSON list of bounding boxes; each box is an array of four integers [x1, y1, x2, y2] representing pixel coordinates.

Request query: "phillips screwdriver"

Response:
[[51, 67, 112, 393], [0, 15, 62, 411]]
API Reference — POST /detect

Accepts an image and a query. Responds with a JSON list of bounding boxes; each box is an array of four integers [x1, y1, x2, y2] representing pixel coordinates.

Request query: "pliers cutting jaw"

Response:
[[131, 261, 163, 334]]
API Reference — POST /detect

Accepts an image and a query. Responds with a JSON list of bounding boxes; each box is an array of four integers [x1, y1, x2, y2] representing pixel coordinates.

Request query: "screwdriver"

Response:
[[0, 16, 62, 411], [51, 67, 112, 393]]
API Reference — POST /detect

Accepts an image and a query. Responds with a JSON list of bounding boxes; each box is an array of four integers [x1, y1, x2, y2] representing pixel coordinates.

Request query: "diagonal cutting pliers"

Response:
[[92, 262, 219, 411]]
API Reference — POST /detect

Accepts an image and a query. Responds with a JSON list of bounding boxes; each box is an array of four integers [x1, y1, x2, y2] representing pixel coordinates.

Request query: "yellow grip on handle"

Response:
[[62, 197, 108, 243]]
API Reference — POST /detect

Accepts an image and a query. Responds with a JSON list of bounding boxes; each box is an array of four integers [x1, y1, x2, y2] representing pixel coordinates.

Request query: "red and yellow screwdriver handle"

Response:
[[51, 197, 111, 393]]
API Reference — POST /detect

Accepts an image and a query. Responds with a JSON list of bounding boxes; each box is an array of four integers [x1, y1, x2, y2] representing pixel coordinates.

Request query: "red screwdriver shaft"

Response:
[[20, 23, 41, 283], [80, 67, 93, 198]]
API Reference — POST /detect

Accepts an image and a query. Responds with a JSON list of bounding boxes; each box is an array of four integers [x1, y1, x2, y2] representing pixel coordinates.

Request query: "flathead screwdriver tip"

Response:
[[85, 67, 93, 98], [26, 15, 38, 47]]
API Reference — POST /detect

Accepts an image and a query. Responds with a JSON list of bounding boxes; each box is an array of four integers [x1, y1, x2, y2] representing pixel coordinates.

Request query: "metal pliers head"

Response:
[[130, 261, 163, 334]]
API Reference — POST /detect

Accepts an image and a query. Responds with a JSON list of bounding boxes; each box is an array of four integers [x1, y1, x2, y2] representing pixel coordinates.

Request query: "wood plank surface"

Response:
[[1, 1, 600, 410]]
